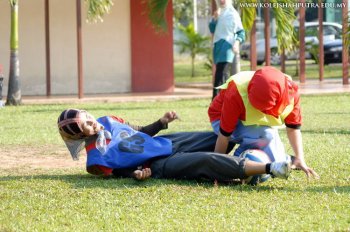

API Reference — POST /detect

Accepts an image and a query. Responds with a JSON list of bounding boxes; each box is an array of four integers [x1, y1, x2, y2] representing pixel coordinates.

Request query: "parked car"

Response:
[[324, 39, 343, 64], [240, 22, 342, 65], [310, 39, 346, 64]]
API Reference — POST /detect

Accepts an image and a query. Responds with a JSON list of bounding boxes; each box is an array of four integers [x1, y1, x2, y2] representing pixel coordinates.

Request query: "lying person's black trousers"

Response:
[[150, 132, 247, 182]]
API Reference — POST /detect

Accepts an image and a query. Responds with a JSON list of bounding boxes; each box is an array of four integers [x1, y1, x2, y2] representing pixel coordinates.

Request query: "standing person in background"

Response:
[[209, 0, 245, 100]]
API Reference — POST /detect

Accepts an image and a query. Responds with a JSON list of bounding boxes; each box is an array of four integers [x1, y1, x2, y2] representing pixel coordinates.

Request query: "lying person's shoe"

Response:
[[270, 161, 291, 179]]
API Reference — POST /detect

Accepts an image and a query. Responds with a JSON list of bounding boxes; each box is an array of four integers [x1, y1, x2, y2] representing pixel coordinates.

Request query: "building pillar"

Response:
[[130, 0, 174, 93], [299, 0, 306, 83]]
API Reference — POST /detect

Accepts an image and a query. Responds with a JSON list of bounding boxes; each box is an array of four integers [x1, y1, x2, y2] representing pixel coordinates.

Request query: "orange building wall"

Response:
[[130, 0, 174, 93]]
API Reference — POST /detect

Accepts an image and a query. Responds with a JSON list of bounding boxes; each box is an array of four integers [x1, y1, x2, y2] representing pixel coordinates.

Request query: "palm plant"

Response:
[[267, 0, 298, 54], [148, 0, 298, 57], [175, 23, 210, 77], [85, 0, 114, 23], [239, 0, 297, 56], [6, 0, 21, 105], [145, 0, 170, 32]]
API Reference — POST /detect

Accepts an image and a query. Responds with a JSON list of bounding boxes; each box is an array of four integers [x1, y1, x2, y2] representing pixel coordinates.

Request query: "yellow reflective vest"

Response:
[[218, 71, 294, 127]]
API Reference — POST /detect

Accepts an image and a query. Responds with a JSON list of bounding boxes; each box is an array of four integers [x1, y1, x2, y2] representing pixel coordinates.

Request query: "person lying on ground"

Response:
[[57, 109, 291, 183]]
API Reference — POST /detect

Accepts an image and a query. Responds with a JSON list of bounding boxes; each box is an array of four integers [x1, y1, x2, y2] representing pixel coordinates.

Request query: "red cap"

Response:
[[248, 66, 297, 118]]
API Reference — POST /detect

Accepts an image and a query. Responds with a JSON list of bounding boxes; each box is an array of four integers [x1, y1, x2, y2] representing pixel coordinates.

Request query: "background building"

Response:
[[0, 0, 174, 96]]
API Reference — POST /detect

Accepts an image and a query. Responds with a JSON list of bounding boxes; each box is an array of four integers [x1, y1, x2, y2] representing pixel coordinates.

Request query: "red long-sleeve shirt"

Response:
[[208, 81, 302, 136]]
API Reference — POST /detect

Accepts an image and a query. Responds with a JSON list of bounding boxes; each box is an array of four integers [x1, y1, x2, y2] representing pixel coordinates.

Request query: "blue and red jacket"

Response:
[[85, 116, 172, 176]]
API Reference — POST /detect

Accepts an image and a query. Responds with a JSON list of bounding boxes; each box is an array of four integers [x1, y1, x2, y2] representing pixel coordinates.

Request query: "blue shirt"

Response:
[[86, 116, 172, 169]]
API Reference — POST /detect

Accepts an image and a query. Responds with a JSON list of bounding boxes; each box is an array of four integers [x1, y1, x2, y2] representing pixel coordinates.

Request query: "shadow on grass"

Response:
[[302, 129, 350, 135], [318, 112, 350, 115], [1, 174, 349, 193], [22, 105, 155, 113]]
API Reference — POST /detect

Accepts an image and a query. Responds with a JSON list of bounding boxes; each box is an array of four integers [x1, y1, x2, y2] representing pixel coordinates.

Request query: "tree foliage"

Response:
[[269, 0, 298, 53], [173, 0, 193, 26], [144, 0, 169, 32], [238, 0, 257, 32], [85, 0, 114, 23], [238, 0, 297, 54], [9, 0, 18, 7]]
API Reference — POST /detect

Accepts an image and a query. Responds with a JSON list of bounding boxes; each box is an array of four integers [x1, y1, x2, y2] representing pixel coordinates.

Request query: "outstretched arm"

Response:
[[159, 111, 179, 125], [127, 111, 179, 136], [286, 127, 319, 179]]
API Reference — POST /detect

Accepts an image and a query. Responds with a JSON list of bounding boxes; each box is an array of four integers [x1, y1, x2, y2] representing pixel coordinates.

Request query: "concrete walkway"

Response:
[[296, 78, 350, 95], [20, 78, 349, 105]]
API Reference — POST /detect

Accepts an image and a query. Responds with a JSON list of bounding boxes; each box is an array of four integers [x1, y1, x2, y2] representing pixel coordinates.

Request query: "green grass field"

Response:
[[174, 58, 349, 84], [0, 94, 349, 231]]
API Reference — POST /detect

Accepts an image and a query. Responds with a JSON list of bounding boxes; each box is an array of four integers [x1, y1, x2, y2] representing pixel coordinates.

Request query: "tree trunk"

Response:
[[250, 20, 257, 70], [342, 0, 349, 85], [6, 1, 21, 105], [299, 0, 306, 83], [281, 48, 286, 73], [7, 50, 21, 105], [264, 1, 270, 66], [191, 55, 195, 77]]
